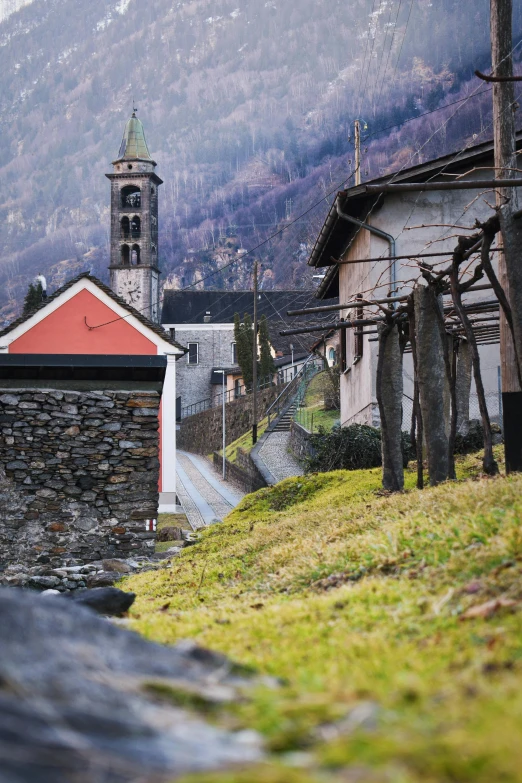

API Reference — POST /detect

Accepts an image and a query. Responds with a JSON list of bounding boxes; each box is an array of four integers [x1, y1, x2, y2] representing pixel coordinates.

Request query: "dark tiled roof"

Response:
[[0, 273, 186, 353], [274, 351, 309, 368], [308, 134, 522, 271], [161, 289, 338, 354]]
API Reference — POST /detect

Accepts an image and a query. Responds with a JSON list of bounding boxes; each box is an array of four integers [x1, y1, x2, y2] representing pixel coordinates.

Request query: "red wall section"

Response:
[[10, 289, 157, 355]]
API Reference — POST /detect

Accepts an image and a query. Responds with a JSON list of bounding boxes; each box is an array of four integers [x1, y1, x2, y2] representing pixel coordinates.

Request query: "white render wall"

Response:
[[338, 162, 515, 428]]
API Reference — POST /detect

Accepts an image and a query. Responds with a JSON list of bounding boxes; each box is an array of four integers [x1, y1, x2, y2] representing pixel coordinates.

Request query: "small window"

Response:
[[188, 343, 199, 365], [340, 320, 347, 372], [231, 342, 237, 364], [328, 347, 336, 366], [169, 328, 175, 341]]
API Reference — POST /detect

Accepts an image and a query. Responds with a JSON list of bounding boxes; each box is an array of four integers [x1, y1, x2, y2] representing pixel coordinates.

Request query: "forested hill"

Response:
[[0, 0, 521, 321]]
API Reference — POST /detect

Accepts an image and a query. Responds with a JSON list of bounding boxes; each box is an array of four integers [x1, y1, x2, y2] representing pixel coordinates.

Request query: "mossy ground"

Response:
[[124, 446, 522, 782]]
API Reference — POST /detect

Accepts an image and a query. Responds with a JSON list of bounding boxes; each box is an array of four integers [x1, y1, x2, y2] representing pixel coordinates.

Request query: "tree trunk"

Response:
[[449, 268, 499, 475], [413, 285, 449, 485], [491, 0, 522, 471], [376, 323, 404, 491], [480, 218, 522, 387], [455, 339, 473, 436]]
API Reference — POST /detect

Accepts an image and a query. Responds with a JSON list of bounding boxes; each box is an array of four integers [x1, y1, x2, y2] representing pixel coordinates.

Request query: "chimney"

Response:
[[203, 311, 211, 323]]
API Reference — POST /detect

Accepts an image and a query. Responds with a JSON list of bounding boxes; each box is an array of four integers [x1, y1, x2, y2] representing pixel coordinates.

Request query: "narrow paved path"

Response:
[[257, 431, 304, 483], [176, 451, 244, 530]]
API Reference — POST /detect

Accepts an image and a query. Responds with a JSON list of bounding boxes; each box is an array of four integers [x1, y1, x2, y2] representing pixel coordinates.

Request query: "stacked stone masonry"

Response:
[[0, 388, 160, 570]]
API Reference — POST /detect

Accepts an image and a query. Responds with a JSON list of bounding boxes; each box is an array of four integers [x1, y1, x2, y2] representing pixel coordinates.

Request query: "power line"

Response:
[[355, 0, 380, 117], [86, 38, 521, 332], [358, 1, 384, 118], [85, 166, 356, 330], [390, 0, 414, 87], [371, 0, 397, 107], [374, 0, 403, 110]]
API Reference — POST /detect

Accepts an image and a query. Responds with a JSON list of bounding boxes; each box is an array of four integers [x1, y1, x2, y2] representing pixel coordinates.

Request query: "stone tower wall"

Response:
[[108, 169, 161, 321]]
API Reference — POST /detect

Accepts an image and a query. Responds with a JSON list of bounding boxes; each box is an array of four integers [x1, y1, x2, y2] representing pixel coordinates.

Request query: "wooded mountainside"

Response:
[[0, 0, 521, 321]]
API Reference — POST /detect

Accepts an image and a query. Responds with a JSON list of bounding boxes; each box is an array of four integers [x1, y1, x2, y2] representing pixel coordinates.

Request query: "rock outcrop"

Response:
[[0, 588, 262, 782]]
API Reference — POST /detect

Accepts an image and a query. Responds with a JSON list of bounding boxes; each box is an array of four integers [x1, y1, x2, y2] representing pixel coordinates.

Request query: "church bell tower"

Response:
[[106, 112, 163, 322]]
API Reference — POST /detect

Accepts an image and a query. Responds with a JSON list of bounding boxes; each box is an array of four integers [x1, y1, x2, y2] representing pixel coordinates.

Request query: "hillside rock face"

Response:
[[0, 0, 32, 24], [0, 588, 262, 781], [0, 0, 519, 319]]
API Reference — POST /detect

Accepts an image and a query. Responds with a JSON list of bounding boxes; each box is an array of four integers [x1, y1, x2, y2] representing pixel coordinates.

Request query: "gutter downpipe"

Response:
[[335, 199, 397, 301]]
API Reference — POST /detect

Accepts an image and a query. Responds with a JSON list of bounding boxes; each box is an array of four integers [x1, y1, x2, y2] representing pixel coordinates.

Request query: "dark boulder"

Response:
[[69, 586, 136, 616], [157, 526, 183, 542], [86, 570, 120, 588]]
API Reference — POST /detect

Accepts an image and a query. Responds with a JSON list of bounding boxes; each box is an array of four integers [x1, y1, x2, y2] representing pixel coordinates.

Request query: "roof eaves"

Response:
[[0, 273, 187, 354], [308, 134, 522, 270], [316, 265, 339, 301]]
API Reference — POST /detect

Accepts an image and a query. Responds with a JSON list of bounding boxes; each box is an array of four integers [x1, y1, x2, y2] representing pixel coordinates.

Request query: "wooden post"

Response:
[[491, 0, 522, 471], [252, 260, 259, 445]]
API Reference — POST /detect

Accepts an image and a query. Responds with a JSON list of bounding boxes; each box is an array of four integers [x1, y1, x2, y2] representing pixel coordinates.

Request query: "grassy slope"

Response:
[[217, 416, 270, 464], [297, 371, 339, 433], [124, 447, 522, 783]]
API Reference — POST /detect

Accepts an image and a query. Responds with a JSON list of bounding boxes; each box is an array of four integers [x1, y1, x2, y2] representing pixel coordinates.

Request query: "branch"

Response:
[[449, 260, 498, 476], [476, 218, 522, 389], [475, 69, 522, 82]]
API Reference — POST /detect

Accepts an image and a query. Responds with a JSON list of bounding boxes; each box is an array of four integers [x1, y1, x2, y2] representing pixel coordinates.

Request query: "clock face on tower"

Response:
[[121, 279, 140, 306]]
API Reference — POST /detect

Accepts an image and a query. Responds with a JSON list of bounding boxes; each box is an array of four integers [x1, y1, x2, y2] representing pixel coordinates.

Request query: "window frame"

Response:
[[231, 341, 238, 365], [187, 342, 199, 365], [340, 320, 347, 372], [354, 293, 364, 361]]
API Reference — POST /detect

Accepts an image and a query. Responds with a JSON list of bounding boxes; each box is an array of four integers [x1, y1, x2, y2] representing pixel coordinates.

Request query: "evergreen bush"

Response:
[[23, 281, 43, 315], [305, 424, 415, 474]]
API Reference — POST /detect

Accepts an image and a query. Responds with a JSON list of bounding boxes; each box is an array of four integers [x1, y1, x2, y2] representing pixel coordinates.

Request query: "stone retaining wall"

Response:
[[289, 420, 315, 462], [178, 385, 283, 455], [213, 448, 267, 495], [0, 387, 161, 570]]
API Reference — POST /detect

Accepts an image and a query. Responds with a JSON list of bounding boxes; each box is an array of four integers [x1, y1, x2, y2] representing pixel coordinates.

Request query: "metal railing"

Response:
[[266, 355, 322, 429], [181, 374, 277, 419]]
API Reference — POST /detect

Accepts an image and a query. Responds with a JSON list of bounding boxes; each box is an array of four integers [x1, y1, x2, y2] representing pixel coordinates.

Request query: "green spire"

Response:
[[116, 112, 152, 161]]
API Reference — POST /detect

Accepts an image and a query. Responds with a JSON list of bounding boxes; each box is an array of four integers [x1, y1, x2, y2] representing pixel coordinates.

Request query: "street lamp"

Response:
[[215, 370, 226, 480]]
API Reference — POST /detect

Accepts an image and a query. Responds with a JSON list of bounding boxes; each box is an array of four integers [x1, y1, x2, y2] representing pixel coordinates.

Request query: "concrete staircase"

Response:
[[272, 402, 297, 432]]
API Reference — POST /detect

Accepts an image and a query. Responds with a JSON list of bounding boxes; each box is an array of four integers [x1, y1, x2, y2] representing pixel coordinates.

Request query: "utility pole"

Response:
[[490, 0, 522, 472], [252, 260, 259, 445], [353, 119, 367, 187], [221, 370, 226, 480], [354, 120, 361, 187]]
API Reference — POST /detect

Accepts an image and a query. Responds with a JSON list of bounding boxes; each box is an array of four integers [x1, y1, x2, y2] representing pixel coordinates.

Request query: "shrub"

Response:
[[305, 424, 382, 474], [304, 420, 501, 475], [454, 420, 503, 455]]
